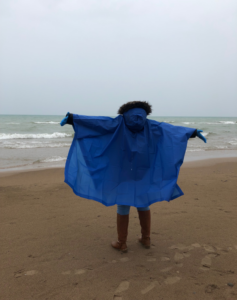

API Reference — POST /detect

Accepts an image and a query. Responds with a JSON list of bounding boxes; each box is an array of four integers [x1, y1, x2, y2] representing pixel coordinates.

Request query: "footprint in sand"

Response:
[[170, 244, 187, 251], [120, 257, 130, 262], [201, 256, 212, 268], [164, 277, 181, 285], [191, 243, 201, 248], [62, 270, 71, 275], [113, 281, 130, 299], [141, 281, 159, 294], [161, 257, 170, 262], [205, 284, 218, 293], [203, 245, 215, 253], [14, 269, 24, 278], [183, 253, 190, 258], [174, 252, 184, 262], [208, 253, 219, 258], [161, 267, 173, 272], [147, 258, 156, 262], [75, 269, 86, 275], [25, 270, 38, 276], [62, 269, 86, 275], [170, 244, 194, 251]]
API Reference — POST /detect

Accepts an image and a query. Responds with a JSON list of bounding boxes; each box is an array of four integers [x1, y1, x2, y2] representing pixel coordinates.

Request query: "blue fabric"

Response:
[[117, 205, 130, 215], [60, 116, 68, 126], [137, 206, 150, 211], [117, 205, 150, 215], [64, 108, 196, 207], [60, 112, 70, 126], [197, 130, 207, 143]]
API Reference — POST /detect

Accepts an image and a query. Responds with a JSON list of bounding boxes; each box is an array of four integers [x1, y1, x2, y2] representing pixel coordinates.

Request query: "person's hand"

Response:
[[197, 130, 206, 143], [60, 112, 69, 126]]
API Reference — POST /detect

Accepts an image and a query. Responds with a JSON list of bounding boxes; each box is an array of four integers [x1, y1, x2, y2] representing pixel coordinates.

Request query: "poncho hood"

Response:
[[123, 108, 147, 132]]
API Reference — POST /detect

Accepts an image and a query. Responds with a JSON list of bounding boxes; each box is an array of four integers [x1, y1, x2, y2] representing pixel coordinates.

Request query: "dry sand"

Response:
[[0, 158, 237, 300]]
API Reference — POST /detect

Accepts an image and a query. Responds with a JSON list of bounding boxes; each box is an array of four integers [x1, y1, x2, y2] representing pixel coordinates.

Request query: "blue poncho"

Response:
[[65, 108, 196, 207]]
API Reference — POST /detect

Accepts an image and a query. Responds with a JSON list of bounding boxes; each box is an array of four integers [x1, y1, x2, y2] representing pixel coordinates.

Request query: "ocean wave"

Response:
[[200, 122, 220, 125], [202, 132, 209, 137], [228, 139, 237, 146], [1, 142, 71, 149], [34, 121, 60, 124], [215, 145, 228, 149], [40, 156, 66, 163], [6, 122, 21, 125], [218, 121, 236, 125], [0, 132, 72, 140], [186, 121, 236, 125]]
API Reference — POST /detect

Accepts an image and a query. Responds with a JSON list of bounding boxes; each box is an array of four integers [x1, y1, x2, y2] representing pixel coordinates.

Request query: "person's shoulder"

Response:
[[147, 119, 169, 129], [147, 119, 161, 126], [147, 119, 178, 133], [73, 114, 122, 121]]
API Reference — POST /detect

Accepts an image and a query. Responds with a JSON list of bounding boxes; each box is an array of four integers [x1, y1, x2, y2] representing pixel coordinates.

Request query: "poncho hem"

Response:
[[64, 179, 183, 207]]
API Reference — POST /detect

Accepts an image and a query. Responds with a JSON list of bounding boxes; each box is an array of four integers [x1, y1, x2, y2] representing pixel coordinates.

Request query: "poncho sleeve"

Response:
[[152, 122, 196, 200], [158, 122, 196, 171], [72, 114, 122, 138]]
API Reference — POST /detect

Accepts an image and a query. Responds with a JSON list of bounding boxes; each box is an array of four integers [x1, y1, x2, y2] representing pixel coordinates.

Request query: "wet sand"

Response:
[[1, 158, 237, 300]]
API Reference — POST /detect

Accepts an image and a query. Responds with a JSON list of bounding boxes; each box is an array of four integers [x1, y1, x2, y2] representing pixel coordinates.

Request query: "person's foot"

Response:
[[138, 210, 151, 248], [138, 236, 151, 248], [111, 240, 128, 252], [111, 214, 129, 252]]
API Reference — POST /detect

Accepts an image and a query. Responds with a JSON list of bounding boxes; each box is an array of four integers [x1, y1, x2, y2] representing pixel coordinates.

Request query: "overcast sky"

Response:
[[0, 0, 236, 116]]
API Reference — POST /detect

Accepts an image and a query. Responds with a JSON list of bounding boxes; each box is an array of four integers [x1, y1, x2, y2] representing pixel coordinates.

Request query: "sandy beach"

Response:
[[1, 158, 237, 300]]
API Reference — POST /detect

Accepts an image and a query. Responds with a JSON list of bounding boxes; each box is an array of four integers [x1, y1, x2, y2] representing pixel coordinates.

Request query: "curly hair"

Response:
[[117, 101, 152, 115]]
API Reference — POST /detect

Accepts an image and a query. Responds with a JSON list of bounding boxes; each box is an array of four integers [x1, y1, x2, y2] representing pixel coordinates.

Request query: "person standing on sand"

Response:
[[60, 101, 206, 252]]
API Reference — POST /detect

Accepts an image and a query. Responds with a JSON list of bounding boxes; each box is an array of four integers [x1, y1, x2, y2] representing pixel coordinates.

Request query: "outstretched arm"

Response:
[[60, 113, 121, 138]]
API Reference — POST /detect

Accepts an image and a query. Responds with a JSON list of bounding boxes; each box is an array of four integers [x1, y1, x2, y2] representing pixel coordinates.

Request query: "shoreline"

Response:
[[0, 149, 236, 178]]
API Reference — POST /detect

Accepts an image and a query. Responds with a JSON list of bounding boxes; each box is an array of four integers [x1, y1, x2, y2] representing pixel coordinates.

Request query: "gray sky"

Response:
[[0, 0, 237, 116]]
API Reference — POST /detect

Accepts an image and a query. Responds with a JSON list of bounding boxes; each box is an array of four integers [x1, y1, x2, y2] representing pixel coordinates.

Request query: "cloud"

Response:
[[0, 0, 236, 115]]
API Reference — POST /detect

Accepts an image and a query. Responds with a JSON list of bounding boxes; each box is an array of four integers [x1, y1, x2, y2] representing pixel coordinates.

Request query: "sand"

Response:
[[0, 158, 237, 300]]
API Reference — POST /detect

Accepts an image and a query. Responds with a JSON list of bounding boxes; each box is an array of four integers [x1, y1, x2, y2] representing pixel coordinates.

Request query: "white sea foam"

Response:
[[34, 121, 60, 124], [215, 145, 228, 149], [182, 122, 195, 125], [201, 132, 209, 137], [200, 122, 220, 125], [1, 141, 71, 149], [41, 156, 66, 163], [0, 132, 72, 140], [228, 139, 237, 146], [6, 122, 20, 125], [218, 121, 236, 125]]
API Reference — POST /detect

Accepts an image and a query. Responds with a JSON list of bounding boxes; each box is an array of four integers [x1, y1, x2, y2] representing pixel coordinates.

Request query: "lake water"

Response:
[[0, 115, 236, 172]]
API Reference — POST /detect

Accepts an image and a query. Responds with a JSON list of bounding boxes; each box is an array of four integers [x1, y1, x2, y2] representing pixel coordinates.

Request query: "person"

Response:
[[60, 101, 206, 252]]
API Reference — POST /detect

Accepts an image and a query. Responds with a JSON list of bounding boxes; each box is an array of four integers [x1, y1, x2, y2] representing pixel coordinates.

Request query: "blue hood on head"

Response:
[[123, 108, 147, 132]]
